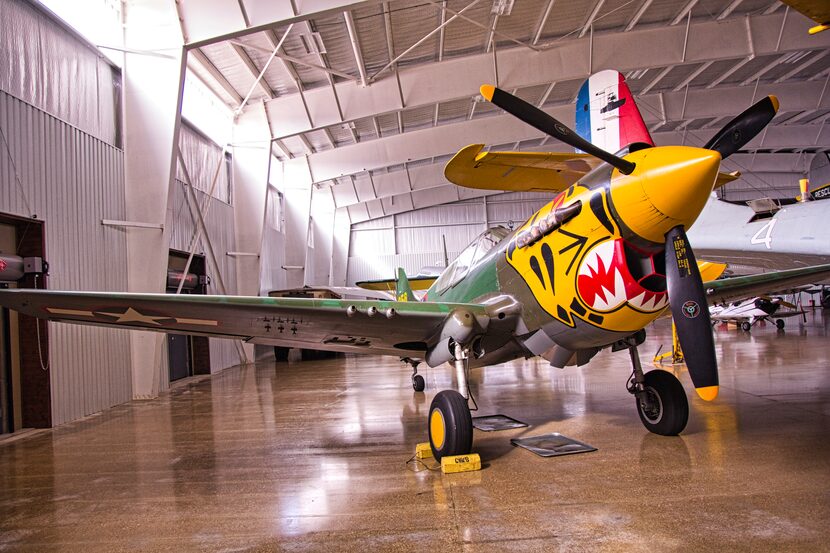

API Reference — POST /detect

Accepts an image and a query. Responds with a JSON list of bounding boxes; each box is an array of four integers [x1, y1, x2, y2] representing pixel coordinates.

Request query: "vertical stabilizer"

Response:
[[395, 268, 415, 302], [575, 70, 653, 153]]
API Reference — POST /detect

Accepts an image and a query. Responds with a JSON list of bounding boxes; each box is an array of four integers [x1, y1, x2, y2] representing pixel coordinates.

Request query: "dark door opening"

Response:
[[166, 250, 211, 382], [167, 334, 192, 382], [0, 306, 12, 434]]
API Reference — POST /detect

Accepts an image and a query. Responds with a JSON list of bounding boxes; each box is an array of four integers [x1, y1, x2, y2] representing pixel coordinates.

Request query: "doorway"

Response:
[[166, 250, 211, 382]]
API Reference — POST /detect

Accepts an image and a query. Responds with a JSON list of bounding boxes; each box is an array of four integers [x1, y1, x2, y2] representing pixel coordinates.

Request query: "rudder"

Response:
[[395, 267, 415, 302], [575, 70, 653, 154]]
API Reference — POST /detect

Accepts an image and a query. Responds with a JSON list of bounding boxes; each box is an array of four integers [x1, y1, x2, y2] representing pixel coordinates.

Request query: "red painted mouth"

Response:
[[577, 239, 667, 313]]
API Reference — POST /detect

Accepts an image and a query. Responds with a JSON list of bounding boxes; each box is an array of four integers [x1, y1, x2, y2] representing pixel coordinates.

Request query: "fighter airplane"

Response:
[[2, 71, 830, 461]]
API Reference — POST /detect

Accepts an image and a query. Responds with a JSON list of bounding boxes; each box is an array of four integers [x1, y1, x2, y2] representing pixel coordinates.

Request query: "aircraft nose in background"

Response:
[[611, 146, 722, 243]]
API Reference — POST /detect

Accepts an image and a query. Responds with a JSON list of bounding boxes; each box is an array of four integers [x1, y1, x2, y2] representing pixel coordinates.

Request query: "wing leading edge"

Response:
[[0, 289, 493, 358]]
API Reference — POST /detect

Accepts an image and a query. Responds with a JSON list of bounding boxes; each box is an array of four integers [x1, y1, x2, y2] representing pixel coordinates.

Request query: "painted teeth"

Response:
[[587, 268, 627, 311], [578, 240, 616, 277], [629, 291, 668, 312]]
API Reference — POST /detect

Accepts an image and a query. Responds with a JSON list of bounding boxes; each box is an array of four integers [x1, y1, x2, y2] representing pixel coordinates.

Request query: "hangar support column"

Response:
[[122, 0, 185, 398], [330, 208, 351, 286], [277, 158, 313, 289], [230, 105, 271, 359]]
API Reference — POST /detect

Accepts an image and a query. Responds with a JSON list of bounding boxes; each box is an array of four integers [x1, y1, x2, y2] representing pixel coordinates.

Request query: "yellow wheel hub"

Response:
[[430, 409, 446, 450]]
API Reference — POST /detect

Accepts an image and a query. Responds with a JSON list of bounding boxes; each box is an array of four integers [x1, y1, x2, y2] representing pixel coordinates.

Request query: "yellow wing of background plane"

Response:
[[357, 277, 436, 292], [445, 144, 741, 193], [444, 144, 601, 192]]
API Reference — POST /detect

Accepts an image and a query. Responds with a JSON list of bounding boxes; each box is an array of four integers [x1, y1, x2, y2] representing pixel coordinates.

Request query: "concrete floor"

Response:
[[1, 313, 829, 552]]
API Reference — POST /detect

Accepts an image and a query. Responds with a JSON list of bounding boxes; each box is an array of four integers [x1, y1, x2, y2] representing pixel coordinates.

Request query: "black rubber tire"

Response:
[[740, 321, 752, 332], [428, 390, 473, 461], [274, 347, 289, 362], [776, 319, 785, 330], [412, 374, 425, 392], [635, 370, 689, 436]]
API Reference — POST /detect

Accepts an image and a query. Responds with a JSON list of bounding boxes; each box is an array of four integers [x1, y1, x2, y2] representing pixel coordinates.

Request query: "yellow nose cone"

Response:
[[610, 146, 721, 243]]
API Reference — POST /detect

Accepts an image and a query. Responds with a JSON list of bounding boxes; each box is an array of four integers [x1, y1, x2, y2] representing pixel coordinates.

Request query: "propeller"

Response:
[[703, 95, 779, 160], [665, 226, 719, 400], [479, 85, 636, 175]]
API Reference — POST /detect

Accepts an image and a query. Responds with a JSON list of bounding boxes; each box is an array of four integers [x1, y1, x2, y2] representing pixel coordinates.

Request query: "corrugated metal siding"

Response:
[[0, 89, 131, 426], [0, 0, 120, 145]]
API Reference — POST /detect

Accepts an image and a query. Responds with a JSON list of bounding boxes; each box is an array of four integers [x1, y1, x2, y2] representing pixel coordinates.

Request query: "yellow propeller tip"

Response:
[[480, 84, 495, 101], [696, 385, 719, 402], [808, 24, 828, 34], [769, 95, 779, 113]]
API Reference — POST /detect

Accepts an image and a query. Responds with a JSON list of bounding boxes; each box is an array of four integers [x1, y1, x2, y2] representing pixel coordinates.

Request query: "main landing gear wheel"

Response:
[[776, 319, 785, 330], [740, 321, 752, 332], [635, 370, 689, 436], [429, 390, 473, 461]]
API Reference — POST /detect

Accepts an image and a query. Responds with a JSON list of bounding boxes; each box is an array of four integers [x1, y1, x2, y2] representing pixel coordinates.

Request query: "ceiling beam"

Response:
[[580, 0, 606, 38], [189, 49, 243, 105], [182, 0, 375, 47], [671, 0, 699, 25], [229, 43, 275, 99], [343, 10, 368, 87], [625, 0, 653, 32], [532, 0, 556, 45], [266, 11, 829, 139], [302, 81, 830, 183], [717, 0, 744, 20]]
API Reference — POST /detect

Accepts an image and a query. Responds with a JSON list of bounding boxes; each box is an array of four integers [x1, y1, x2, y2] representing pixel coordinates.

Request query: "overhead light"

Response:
[[492, 0, 514, 16]]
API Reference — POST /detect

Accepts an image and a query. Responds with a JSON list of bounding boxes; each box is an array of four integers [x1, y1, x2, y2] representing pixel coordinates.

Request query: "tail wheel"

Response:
[[412, 374, 425, 392], [429, 390, 472, 461], [636, 370, 689, 436]]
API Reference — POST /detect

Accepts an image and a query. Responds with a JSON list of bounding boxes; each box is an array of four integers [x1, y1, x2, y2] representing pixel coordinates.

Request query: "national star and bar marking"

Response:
[[46, 306, 217, 327]]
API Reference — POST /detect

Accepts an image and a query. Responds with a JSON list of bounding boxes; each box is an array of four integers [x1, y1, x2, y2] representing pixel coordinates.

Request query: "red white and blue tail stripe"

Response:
[[575, 70, 653, 154]]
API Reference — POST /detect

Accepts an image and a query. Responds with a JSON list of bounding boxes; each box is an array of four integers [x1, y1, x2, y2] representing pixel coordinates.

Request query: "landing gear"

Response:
[[740, 321, 752, 332], [402, 358, 425, 391], [429, 390, 472, 460], [427, 343, 474, 460], [776, 319, 785, 330], [627, 345, 688, 436]]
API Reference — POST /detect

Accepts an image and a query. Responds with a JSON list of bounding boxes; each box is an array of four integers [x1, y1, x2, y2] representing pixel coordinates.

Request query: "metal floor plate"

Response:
[[471, 414, 528, 431], [511, 433, 597, 457]]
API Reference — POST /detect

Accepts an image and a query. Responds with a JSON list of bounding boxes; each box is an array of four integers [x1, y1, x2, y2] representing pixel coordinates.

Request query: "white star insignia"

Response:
[[97, 307, 170, 325]]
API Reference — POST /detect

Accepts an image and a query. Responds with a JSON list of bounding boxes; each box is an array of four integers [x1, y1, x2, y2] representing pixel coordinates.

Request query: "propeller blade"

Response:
[[480, 85, 636, 175], [779, 300, 797, 310], [703, 95, 779, 160], [665, 226, 719, 401]]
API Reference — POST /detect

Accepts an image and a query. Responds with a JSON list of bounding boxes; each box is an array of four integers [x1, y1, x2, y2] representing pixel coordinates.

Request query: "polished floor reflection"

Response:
[[1, 312, 829, 551]]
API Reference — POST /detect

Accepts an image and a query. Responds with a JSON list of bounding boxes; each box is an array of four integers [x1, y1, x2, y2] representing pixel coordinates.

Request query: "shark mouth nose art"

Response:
[[577, 239, 668, 313]]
